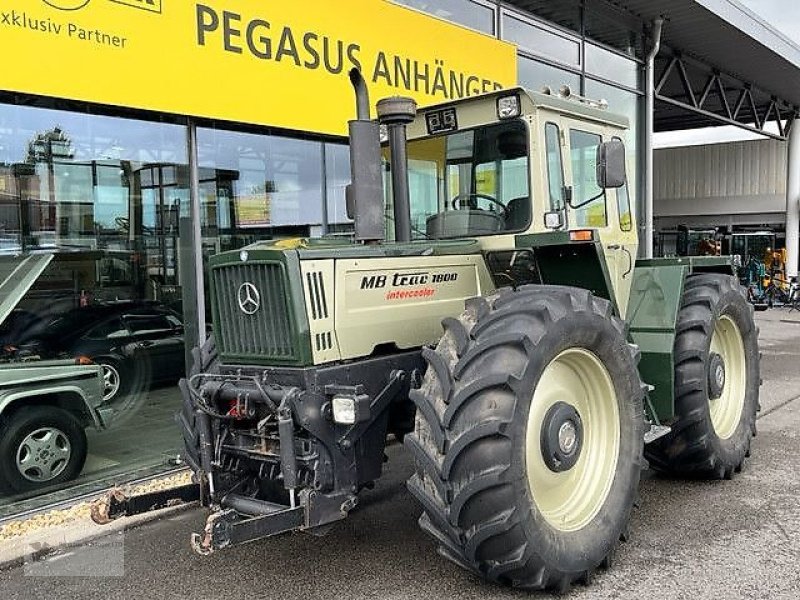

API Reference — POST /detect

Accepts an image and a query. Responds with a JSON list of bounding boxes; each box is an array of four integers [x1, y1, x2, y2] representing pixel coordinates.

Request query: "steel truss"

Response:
[[655, 51, 797, 140]]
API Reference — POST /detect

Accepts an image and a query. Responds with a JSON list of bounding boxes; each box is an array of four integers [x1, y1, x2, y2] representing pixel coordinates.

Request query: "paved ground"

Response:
[[1, 310, 799, 599]]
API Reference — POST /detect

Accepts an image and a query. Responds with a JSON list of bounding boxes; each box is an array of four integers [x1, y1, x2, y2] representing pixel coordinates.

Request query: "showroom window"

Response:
[[503, 13, 581, 66], [324, 142, 353, 232], [518, 55, 582, 93], [585, 43, 640, 89], [196, 127, 325, 252], [0, 101, 190, 515], [392, 0, 496, 34]]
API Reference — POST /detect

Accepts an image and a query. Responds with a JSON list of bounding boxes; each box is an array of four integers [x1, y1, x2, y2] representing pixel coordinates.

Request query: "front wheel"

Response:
[[406, 286, 645, 592], [0, 406, 88, 493]]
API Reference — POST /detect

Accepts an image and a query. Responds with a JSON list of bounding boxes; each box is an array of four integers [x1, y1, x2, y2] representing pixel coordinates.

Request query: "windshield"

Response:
[[383, 120, 530, 240]]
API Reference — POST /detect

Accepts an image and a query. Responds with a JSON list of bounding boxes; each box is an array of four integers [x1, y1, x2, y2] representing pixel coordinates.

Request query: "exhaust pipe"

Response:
[[377, 96, 417, 243], [346, 68, 385, 243], [350, 68, 371, 121]]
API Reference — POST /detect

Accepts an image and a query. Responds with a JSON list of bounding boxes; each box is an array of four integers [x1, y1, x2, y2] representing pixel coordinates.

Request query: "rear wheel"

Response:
[[645, 274, 759, 478], [406, 286, 645, 592], [0, 406, 88, 493]]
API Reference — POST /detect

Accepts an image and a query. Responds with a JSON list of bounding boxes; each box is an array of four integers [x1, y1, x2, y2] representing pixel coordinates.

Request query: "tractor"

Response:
[[93, 69, 759, 593]]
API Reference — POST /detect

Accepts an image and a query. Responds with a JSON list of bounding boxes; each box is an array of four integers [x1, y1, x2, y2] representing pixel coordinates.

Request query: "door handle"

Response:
[[622, 247, 633, 279], [606, 244, 621, 250], [139, 340, 155, 348]]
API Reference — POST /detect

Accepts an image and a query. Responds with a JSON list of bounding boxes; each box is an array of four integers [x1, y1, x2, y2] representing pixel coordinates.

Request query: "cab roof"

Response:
[[411, 86, 630, 134]]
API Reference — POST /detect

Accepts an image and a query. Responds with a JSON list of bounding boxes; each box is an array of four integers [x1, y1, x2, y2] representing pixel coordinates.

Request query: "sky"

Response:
[[654, 0, 800, 148]]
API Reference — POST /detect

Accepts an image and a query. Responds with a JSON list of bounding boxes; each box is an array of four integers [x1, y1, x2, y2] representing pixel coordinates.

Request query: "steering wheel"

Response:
[[450, 193, 508, 216]]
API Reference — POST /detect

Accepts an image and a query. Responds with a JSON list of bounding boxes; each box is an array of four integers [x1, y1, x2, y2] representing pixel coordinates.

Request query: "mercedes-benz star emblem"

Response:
[[237, 282, 261, 315]]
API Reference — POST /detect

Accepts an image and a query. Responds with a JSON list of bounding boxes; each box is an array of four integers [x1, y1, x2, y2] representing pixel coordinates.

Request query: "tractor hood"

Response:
[[0, 253, 53, 327], [213, 237, 483, 266]]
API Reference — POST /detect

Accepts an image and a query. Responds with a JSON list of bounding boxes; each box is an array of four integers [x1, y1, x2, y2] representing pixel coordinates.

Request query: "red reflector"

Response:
[[569, 230, 594, 242]]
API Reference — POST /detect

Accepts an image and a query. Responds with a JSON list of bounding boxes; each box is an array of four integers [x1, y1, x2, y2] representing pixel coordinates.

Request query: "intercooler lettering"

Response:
[[385, 288, 436, 300]]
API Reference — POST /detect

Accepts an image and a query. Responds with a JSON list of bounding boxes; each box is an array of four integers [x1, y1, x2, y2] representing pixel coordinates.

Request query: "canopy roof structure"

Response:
[[510, 0, 800, 139]]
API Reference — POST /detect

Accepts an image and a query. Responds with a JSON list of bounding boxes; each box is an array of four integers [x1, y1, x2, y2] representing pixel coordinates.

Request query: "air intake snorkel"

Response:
[[346, 68, 385, 243]]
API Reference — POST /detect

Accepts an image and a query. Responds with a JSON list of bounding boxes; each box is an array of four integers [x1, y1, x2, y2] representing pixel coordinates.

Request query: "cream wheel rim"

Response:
[[525, 348, 621, 533], [708, 315, 746, 440]]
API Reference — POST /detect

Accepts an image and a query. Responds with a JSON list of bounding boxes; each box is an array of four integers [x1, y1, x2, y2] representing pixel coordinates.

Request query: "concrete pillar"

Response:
[[787, 121, 800, 278]]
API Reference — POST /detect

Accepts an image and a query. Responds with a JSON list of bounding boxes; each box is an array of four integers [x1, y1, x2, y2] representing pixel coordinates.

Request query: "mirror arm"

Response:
[[567, 190, 604, 210]]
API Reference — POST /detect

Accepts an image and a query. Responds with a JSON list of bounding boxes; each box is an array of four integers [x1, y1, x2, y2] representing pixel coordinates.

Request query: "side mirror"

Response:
[[596, 139, 626, 189]]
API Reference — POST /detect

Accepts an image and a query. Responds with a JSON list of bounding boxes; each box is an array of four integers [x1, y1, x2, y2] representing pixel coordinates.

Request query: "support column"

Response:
[[786, 120, 800, 278], [179, 122, 207, 374], [644, 19, 663, 259]]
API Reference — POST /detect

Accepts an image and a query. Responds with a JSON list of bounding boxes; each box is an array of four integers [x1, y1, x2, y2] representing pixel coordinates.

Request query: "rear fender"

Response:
[[626, 256, 735, 422]]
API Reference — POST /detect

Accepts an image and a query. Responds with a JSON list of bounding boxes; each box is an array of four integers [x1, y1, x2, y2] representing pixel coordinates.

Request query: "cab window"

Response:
[[386, 120, 531, 239], [569, 129, 607, 228]]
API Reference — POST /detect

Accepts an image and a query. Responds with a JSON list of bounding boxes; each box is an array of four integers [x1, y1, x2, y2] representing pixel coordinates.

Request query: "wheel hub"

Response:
[[708, 352, 726, 400], [16, 427, 72, 483], [540, 402, 584, 472]]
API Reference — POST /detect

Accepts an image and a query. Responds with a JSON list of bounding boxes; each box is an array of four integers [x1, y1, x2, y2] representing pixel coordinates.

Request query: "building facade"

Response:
[[0, 0, 647, 514]]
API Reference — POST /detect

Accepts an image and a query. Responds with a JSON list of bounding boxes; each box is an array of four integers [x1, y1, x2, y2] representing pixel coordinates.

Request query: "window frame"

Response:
[[543, 122, 566, 215]]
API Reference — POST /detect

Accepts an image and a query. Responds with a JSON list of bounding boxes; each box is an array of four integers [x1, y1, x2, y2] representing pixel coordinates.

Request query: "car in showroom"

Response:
[[16, 302, 186, 405], [0, 254, 108, 494]]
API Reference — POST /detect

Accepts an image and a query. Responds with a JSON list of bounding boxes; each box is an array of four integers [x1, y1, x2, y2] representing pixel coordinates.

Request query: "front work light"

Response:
[[497, 94, 521, 119], [332, 393, 371, 425]]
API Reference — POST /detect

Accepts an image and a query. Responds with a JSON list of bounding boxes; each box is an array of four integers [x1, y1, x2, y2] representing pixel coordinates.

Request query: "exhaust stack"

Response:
[[346, 68, 385, 243], [377, 96, 417, 243]]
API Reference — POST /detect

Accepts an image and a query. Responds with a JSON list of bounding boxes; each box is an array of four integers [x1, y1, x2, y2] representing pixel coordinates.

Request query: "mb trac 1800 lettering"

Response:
[[93, 70, 759, 593]]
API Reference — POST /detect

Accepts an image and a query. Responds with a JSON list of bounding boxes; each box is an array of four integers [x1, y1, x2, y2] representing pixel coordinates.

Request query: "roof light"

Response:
[[497, 94, 521, 119], [569, 230, 594, 242]]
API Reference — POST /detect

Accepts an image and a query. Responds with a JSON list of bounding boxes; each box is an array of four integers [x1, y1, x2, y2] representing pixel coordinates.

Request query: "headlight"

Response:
[[331, 393, 371, 425], [497, 94, 521, 119]]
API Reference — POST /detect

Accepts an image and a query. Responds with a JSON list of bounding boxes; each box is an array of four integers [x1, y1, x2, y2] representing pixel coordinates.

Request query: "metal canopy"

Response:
[[508, 0, 800, 138]]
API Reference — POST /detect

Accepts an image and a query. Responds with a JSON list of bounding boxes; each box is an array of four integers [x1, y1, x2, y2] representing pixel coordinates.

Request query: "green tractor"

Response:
[[93, 70, 759, 592]]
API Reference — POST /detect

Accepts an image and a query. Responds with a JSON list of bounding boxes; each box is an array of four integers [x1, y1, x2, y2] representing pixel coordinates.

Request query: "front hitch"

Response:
[[190, 494, 306, 555]]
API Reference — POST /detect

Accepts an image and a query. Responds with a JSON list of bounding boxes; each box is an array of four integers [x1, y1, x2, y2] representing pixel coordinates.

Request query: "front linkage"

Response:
[[92, 351, 422, 554]]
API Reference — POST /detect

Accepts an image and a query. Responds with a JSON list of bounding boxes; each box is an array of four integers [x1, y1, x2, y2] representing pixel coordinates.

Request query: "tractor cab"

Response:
[[377, 86, 638, 314]]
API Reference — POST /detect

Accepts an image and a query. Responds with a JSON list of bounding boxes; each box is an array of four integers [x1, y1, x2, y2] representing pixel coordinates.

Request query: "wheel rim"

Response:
[[101, 363, 121, 402], [525, 348, 621, 533], [708, 315, 746, 440], [16, 427, 72, 483]]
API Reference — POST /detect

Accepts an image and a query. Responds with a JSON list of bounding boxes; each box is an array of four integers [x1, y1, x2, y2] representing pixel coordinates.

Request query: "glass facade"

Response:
[[0, 0, 647, 516], [0, 103, 190, 514]]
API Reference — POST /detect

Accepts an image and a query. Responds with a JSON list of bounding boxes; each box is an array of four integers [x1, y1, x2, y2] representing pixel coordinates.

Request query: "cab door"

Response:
[[562, 121, 637, 317]]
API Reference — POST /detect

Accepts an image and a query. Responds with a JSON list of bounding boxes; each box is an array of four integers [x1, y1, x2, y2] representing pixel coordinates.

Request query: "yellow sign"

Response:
[[1, 1, 517, 135]]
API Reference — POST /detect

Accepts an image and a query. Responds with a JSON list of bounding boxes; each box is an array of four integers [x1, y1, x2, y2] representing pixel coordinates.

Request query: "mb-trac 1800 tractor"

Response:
[[93, 70, 759, 593]]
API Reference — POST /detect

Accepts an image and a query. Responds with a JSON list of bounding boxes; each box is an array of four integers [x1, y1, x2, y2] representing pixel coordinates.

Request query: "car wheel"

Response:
[[98, 360, 126, 403], [0, 406, 88, 493]]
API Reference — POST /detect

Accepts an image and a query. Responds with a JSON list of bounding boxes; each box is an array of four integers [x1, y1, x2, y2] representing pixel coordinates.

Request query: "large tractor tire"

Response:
[[406, 285, 645, 592], [645, 273, 759, 478], [176, 335, 218, 472]]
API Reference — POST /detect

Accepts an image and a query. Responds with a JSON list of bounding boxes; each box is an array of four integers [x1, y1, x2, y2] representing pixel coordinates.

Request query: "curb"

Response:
[[0, 502, 195, 572], [0, 470, 196, 571]]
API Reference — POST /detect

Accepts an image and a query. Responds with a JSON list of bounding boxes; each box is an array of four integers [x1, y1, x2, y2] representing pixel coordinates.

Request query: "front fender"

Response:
[[0, 363, 106, 428]]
